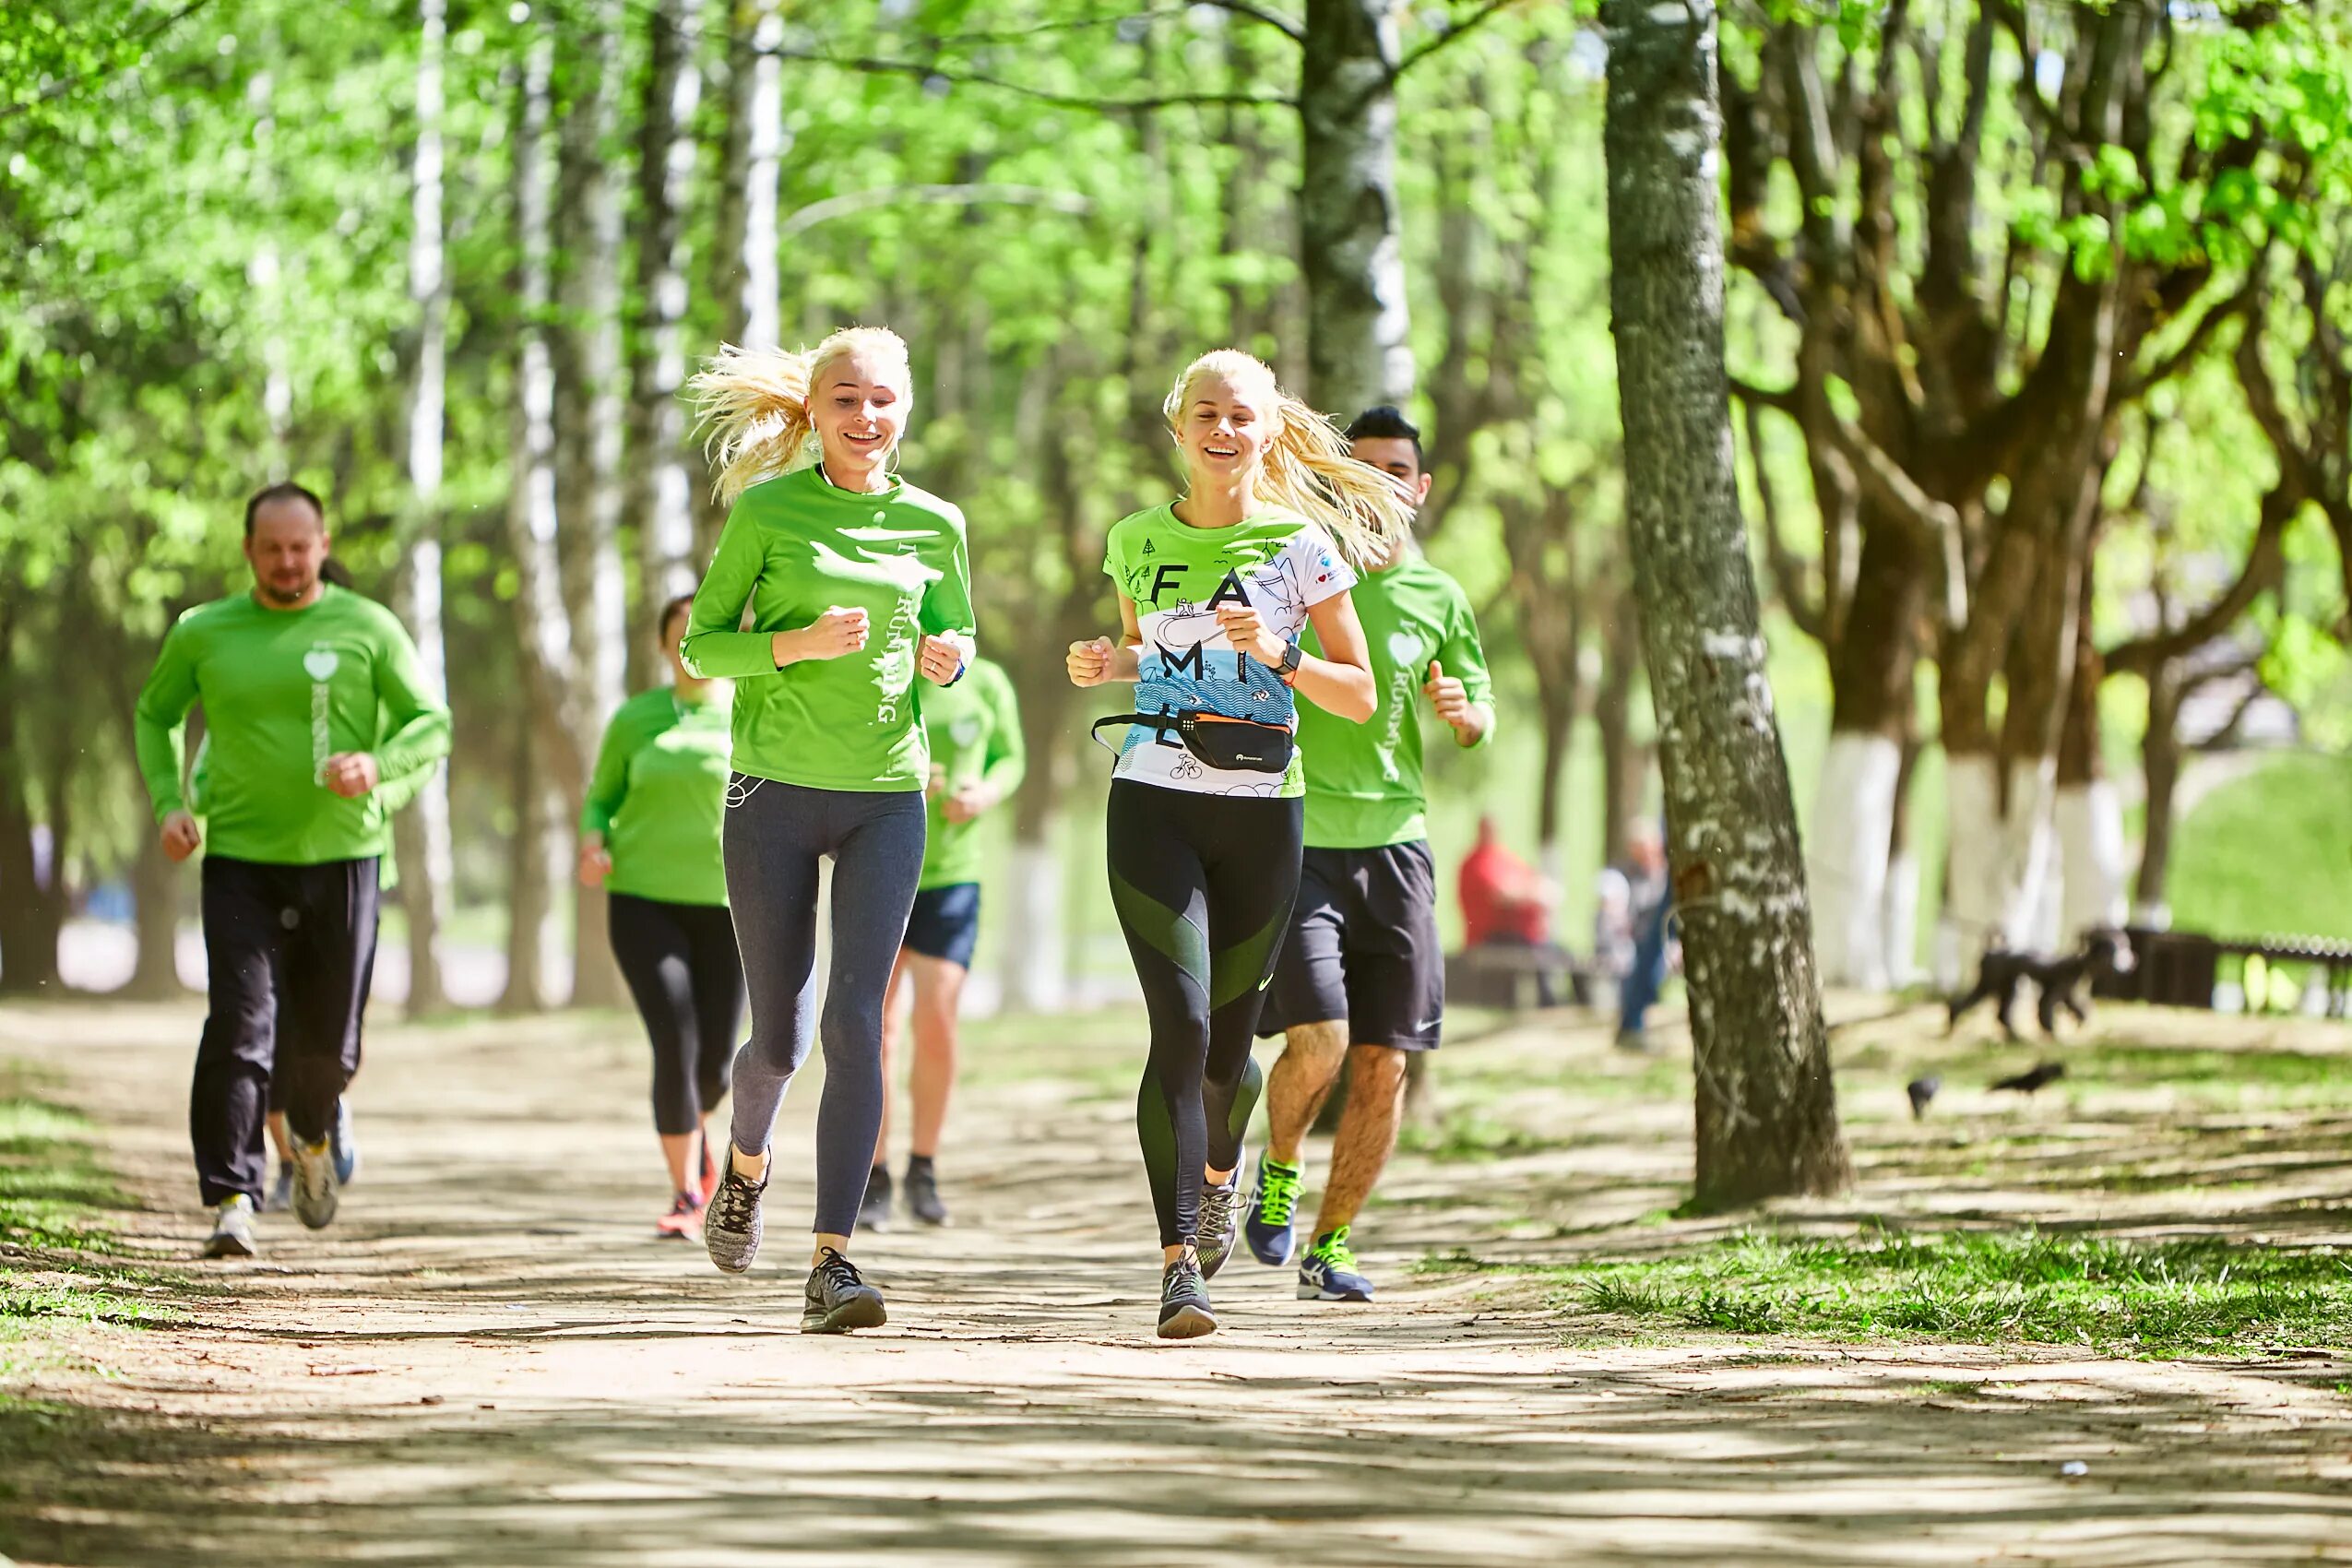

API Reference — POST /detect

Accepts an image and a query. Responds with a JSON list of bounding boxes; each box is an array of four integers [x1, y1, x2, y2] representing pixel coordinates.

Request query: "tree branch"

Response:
[[1193, 0, 1304, 43], [2103, 483, 2296, 678], [1395, 0, 1529, 78], [1741, 395, 1825, 642], [778, 52, 1297, 113], [778, 184, 1092, 242], [0, 0, 222, 122], [2122, 278, 2256, 401]]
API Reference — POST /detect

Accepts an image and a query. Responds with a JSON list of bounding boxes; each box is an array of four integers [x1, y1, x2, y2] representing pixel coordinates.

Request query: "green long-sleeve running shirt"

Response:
[[681, 465, 975, 793], [134, 585, 452, 865], [579, 684, 732, 908], [916, 657, 1024, 890]]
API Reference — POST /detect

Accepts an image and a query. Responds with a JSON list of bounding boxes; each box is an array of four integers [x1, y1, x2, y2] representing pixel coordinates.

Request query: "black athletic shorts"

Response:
[[902, 882, 981, 968], [1256, 840, 1443, 1051]]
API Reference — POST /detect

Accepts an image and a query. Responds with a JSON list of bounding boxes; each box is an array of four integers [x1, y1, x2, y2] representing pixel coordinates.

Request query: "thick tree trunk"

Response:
[[1881, 738, 1922, 985], [552, 2, 629, 1011], [629, 0, 703, 681], [501, 729, 567, 1014], [2054, 559, 2124, 940], [396, 0, 455, 1017], [0, 592, 63, 996], [1299, 0, 1413, 414], [1807, 521, 1921, 992], [1601, 0, 1848, 1206], [124, 827, 184, 999], [2133, 665, 2184, 923], [1594, 598, 1644, 871], [502, 21, 570, 1007]]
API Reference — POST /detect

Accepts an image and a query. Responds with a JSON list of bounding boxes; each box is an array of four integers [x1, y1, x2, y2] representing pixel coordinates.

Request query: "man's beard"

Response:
[[256, 575, 317, 607]]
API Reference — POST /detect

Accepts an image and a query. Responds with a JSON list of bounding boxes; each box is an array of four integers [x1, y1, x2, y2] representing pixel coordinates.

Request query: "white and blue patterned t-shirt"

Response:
[[1101, 503, 1357, 797]]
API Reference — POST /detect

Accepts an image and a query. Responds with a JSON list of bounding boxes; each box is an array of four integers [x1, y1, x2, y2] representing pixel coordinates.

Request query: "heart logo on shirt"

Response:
[[1387, 631, 1425, 667], [304, 648, 340, 682]]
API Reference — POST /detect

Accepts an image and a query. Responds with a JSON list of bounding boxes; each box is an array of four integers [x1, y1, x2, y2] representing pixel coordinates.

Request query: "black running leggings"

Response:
[[608, 893, 745, 1137], [1106, 779, 1303, 1248]]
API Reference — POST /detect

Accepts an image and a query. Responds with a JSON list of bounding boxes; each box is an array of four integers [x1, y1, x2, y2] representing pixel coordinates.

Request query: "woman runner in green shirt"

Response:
[[683, 327, 975, 1334], [579, 593, 742, 1240], [1067, 349, 1409, 1337]]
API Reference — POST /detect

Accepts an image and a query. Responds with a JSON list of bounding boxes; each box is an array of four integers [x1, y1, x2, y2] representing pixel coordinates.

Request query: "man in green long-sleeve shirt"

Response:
[[863, 655, 1023, 1231], [133, 483, 451, 1259]]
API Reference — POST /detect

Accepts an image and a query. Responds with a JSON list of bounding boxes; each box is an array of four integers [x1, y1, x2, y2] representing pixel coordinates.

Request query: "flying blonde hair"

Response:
[[689, 327, 912, 505], [1161, 349, 1413, 569]]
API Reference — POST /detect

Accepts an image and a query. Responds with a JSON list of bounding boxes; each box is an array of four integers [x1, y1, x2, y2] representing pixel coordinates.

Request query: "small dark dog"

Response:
[[1947, 929, 2133, 1041]]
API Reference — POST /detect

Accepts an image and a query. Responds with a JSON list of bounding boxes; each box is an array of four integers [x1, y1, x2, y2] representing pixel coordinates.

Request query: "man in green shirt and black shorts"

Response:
[[134, 484, 451, 1259], [1245, 408, 1494, 1301], [862, 656, 1023, 1230]]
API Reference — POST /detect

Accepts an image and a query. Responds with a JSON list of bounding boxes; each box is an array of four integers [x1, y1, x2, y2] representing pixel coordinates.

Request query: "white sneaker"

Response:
[[203, 1195, 257, 1258], [291, 1137, 339, 1229]]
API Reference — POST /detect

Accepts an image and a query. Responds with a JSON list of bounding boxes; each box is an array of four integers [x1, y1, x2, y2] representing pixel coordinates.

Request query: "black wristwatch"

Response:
[[1277, 641, 1303, 684]]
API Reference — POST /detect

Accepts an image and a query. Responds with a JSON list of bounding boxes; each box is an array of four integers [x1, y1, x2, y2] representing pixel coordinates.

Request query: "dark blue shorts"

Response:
[[903, 882, 981, 968]]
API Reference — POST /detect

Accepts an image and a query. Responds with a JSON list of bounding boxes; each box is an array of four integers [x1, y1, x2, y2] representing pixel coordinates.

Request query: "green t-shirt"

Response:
[[580, 685, 733, 908], [916, 657, 1025, 890], [681, 465, 975, 792], [1100, 504, 1356, 799], [133, 585, 452, 865], [1296, 553, 1494, 849]]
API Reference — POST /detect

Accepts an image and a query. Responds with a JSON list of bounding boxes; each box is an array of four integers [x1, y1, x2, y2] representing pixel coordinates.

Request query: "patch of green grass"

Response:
[[2169, 754, 2352, 946], [1443, 1229, 2352, 1356], [1399, 1112, 1573, 1161], [0, 1072, 178, 1368]]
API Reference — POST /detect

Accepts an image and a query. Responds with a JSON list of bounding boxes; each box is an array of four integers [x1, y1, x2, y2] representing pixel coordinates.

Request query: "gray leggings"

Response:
[[723, 777, 926, 1237]]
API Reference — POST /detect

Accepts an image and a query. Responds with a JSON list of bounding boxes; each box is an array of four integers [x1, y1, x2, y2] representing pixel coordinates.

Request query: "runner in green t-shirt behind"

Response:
[[579, 593, 742, 1241], [861, 656, 1024, 1231], [1246, 407, 1495, 1303], [133, 484, 451, 1259]]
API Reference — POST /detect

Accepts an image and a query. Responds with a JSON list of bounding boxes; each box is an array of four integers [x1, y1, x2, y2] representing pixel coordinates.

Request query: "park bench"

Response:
[[1445, 942, 1594, 1009], [2095, 927, 2352, 1018]]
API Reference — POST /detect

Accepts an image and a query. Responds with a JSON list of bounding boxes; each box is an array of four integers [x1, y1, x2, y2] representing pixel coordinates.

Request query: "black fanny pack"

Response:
[[1091, 710, 1295, 775]]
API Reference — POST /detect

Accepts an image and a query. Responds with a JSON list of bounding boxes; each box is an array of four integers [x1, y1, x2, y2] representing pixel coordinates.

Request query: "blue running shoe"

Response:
[[1297, 1227, 1373, 1302], [1245, 1153, 1302, 1266], [330, 1099, 361, 1186]]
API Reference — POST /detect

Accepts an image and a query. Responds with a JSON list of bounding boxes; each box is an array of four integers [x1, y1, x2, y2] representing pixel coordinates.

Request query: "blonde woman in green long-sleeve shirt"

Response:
[[682, 326, 975, 1334]]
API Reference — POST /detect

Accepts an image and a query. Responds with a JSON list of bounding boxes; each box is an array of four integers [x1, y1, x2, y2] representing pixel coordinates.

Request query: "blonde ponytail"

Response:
[[689, 327, 912, 505], [1161, 349, 1413, 569]]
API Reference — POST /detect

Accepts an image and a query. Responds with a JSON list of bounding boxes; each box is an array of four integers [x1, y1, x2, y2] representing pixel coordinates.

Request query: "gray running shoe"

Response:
[[1158, 1255, 1216, 1339], [291, 1137, 339, 1229], [263, 1161, 293, 1215], [904, 1162, 948, 1227], [703, 1149, 767, 1274], [802, 1247, 887, 1334], [1195, 1172, 1242, 1279], [203, 1195, 257, 1259], [858, 1165, 893, 1234]]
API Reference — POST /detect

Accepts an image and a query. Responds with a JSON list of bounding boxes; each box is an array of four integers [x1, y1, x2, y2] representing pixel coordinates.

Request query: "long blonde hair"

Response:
[[1161, 349, 1413, 569], [689, 327, 912, 505]]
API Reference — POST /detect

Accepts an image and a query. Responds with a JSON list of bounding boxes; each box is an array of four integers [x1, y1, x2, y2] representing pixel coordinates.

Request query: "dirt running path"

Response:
[[6, 1000, 2350, 1566]]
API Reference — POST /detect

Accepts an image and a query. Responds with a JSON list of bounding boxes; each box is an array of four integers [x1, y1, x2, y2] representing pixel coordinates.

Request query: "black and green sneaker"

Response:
[[1158, 1254, 1216, 1339], [1244, 1152, 1302, 1266], [1297, 1227, 1373, 1302], [802, 1247, 887, 1334]]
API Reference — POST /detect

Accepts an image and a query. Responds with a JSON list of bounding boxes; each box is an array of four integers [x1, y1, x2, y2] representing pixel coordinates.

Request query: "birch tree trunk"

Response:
[[1601, 0, 1849, 1206], [553, 1, 629, 1010], [697, 0, 785, 560], [501, 20, 567, 1011], [1299, 0, 1413, 414], [629, 0, 703, 681], [394, 0, 455, 1017]]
